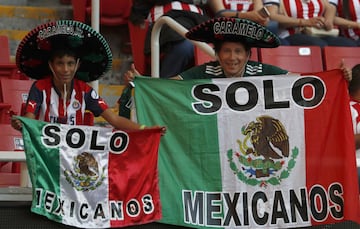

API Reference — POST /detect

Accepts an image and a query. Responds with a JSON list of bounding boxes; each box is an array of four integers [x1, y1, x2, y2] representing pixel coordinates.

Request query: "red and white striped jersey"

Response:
[[147, 1, 204, 22], [25, 78, 108, 125], [273, 0, 325, 38], [334, 0, 360, 41], [221, 0, 254, 12]]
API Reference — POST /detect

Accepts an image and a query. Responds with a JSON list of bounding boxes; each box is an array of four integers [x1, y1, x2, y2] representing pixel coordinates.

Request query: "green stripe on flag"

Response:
[[19, 116, 62, 222], [135, 77, 223, 226]]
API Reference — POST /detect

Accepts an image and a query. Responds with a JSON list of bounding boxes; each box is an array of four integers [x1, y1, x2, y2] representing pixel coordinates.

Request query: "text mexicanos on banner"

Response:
[[19, 116, 162, 228], [134, 69, 360, 229]]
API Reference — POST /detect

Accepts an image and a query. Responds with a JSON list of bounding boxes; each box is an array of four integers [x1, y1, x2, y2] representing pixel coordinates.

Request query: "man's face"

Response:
[[217, 41, 249, 77], [49, 55, 78, 85]]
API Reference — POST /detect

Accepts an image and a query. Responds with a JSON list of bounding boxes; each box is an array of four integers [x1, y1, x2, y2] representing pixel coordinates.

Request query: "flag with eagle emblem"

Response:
[[18, 116, 162, 228], [134, 69, 360, 228]]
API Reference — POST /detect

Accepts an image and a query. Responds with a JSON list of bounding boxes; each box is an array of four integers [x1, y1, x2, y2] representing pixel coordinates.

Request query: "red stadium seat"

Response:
[[322, 46, 360, 70], [0, 79, 33, 122], [0, 123, 23, 186], [0, 35, 11, 64], [128, 21, 150, 75], [250, 48, 259, 62], [194, 45, 215, 66], [0, 171, 20, 187], [0, 124, 23, 152], [72, 0, 132, 26], [258, 46, 323, 73], [0, 103, 11, 124], [0, 35, 27, 79]]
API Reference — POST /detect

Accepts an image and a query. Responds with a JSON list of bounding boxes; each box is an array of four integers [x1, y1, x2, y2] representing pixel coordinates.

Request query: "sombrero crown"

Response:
[[186, 17, 280, 48], [16, 20, 112, 82]]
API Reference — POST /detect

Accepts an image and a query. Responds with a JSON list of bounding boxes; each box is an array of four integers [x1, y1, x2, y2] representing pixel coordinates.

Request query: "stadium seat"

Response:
[[0, 79, 33, 122], [0, 124, 23, 153], [250, 48, 259, 62], [0, 123, 23, 186], [128, 21, 150, 75], [194, 45, 215, 66], [0, 35, 11, 64], [71, 0, 132, 26], [0, 35, 26, 79], [258, 46, 323, 73], [322, 46, 360, 70], [0, 103, 11, 124], [0, 64, 24, 79], [0, 171, 20, 187]]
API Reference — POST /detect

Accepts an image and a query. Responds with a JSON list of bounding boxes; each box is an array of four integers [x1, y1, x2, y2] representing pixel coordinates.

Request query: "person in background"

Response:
[[11, 20, 165, 134], [207, 0, 289, 45], [209, 0, 268, 25], [129, 0, 210, 78], [263, 0, 358, 47], [330, 0, 360, 46], [348, 64, 360, 190]]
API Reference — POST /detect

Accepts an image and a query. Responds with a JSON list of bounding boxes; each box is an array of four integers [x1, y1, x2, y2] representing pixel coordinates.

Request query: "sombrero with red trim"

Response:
[[16, 20, 112, 82], [186, 17, 280, 48]]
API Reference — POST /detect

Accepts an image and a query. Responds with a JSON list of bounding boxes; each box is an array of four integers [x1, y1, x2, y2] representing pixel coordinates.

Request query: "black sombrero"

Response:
[[16, 20, 112, 82], [186, 17, 280, 48]]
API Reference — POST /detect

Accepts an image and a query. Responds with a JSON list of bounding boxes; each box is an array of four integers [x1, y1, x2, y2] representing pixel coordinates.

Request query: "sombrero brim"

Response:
[[185, 17, 280, 48], [16, 20, 112, 82]]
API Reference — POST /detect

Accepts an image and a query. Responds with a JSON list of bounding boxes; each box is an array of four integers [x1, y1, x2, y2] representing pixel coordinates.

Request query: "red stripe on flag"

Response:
[[108, 128, 162, 227], [303, 69, 360, 225]]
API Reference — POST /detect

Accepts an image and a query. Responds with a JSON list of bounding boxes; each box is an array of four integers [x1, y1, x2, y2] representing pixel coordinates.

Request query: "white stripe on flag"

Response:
[[60, 124, 112, 228]]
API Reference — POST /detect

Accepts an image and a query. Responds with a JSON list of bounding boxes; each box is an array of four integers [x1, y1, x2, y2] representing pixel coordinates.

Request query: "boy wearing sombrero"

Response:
[[124, 17, 352, 81], [11, 20, 165, 133]]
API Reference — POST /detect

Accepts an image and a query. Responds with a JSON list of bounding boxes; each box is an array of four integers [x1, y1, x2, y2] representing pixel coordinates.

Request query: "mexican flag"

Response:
[[19, 116, 162, 228], [134, 69, 360, 228]]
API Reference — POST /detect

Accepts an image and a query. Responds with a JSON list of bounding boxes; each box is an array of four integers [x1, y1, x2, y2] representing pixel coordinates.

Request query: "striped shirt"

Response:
[[334, 0, 360, 41], [25, 78, 108, 125], [270, 0, 325, 38], [147, 1, 203, 22], [222, 0, 254, 12], [179, 60, 288, 79]]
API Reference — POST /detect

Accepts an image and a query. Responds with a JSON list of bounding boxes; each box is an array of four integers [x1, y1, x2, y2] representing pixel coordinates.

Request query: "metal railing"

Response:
[[151, 16, 215, 78]]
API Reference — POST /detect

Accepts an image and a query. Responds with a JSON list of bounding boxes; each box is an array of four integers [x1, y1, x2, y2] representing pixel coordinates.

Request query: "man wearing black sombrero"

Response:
[[11, 20, 165, 133], [124, 17, 352, 81], [177, 17, 288, 79]]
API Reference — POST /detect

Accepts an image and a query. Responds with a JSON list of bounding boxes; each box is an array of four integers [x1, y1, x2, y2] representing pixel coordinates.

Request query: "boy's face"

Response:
[[49, 54, 78, 85]]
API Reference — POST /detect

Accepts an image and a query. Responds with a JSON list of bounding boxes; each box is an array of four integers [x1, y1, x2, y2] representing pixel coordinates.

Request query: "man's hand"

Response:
[[340, 59, 352, 81], [124, 63, 140, 85]]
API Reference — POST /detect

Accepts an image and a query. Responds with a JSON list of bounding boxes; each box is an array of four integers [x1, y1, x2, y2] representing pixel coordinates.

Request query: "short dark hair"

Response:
[[213, 40, 251, 55], [349, 64, 360, 95], [49, 47, 78, 62]]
